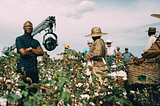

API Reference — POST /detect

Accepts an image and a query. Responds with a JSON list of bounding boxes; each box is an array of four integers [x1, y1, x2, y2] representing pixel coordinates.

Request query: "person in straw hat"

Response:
[[141, 27, 158, 55], [63, 44, 71, 50], [60, 44, 71, 59], [135, 14, 160, 64], [116, 46, 122, 60], [105, 39, 118, 64], [82, 41, 93, 54], [85, 27, 108, 92]]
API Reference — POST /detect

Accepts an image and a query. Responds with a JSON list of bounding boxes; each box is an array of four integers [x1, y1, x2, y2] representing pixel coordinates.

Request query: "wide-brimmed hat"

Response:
[[151, 14, 160, 19], [85, 27, 108, 37], [105, 39, 113, 44], [63, 44, 71, 49], [146, 27, 157, 32], [116, 46, 120, 50]]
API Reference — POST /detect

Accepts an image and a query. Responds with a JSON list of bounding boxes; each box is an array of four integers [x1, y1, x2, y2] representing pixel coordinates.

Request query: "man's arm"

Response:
[[19, 46, 44, 57], [31, 46, 44, 56], [85, 40, 103, 60]]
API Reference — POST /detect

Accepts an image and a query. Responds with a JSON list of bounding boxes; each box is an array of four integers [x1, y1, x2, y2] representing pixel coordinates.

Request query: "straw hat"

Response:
[[146, 27, 157, 32], [63, 44, 71, 49], [105, 39, 113, 44], [88, 41, 92, 44], [116, 46, 120, 50], [85, 27, 108, 37], [151, 14, 160, 19]]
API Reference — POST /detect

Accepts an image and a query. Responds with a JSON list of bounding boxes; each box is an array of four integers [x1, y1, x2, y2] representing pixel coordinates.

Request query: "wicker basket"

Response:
[[110, 76, 125, 88], [126, 61, 160, 85]]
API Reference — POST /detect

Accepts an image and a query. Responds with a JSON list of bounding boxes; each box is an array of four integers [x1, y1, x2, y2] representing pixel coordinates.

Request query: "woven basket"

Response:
[[126, 61, 160, 85], [110, 76, 125, 88]]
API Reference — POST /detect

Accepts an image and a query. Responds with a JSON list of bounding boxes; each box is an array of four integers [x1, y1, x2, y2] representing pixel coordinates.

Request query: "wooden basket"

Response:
[[126, 61, 160, 85]]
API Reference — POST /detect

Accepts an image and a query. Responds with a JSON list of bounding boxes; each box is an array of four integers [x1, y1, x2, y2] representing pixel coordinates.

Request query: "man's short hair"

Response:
[[125, 48, 128, 50]]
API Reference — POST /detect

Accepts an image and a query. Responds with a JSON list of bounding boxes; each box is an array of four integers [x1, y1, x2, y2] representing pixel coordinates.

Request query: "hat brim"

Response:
[[85, 33, 108, 37], [151, 14, 160, 19], [145, 31, 157, 32], [105, 41, 113, 44], [63, 44, 71, 49]]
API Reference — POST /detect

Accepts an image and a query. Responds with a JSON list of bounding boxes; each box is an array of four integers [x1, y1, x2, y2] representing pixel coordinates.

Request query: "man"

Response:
[[142, 27, 157, 55], [82, 41, 93, 54], [15, 21, 44, 94], [82, 41, 93, 66], [135, 14, 160, 64], [122, 48, 134, 63], [85, 27, 108, 92], [60, 44, 71, 59], [106, 39, 118, 64]]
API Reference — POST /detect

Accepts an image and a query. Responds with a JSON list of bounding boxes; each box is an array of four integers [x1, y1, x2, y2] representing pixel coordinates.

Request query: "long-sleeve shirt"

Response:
[[142, 34, 157, 54], [143, 34, 160, 59], [85, 38, 107, 67], [82, 46, 90, 54], [106, 46, 118, 56]]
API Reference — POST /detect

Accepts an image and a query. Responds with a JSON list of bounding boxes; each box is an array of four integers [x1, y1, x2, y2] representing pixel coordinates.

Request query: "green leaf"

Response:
[[92, 74, 99, 80], [75, 91, 80, 98], [119, 98, 126, 105], [51, 102, 56, 106], [3, 93, 20, 104], [137, 75, 146, 82], [34, 92, 43, 101], [90, 91, 94, 95], [24, 100, 33, 106], [59, 91, 70, 102], [0, 72, 3, 77], [20, 90, 29, 97]]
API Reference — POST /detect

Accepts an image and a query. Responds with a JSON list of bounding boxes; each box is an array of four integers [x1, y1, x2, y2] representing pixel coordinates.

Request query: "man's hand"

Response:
[[134, 57, 145, 65], [26, 48, 32, 51]]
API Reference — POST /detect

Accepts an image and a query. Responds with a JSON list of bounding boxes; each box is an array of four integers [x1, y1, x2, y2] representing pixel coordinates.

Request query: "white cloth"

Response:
[[142, 34, 157, 54], [106, 46, 118, 56]]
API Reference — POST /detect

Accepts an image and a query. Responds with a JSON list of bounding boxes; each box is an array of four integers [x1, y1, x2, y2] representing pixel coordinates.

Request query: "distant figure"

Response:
[[116, 46, 122, 60], [60, 44, 71, 59], [63, 44, 71, 50], [105, 39, 118, 64], [82, 41, 93, 54], [122, 48, 135, 63], [82, 41, 93, 66], [142, 27, 157, 55]]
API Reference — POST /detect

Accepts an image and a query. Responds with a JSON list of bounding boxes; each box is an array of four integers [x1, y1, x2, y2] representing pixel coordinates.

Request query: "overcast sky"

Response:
[[0, 0, 160, 58]]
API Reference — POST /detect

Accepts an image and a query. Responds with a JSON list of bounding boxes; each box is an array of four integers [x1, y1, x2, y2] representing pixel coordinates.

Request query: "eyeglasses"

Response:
[[24, 25, 33, 28]]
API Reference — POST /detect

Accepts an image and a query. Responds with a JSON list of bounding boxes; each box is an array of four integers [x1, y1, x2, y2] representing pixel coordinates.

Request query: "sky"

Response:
[[0, 0, 160, 59]]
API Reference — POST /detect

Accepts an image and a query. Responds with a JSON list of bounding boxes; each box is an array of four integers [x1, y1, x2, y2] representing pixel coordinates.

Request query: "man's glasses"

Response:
[[24, 25, 33, 28]]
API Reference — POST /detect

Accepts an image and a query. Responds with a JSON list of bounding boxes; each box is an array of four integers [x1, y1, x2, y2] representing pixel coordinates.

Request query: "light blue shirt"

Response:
[[82, 46, 90, 54]]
